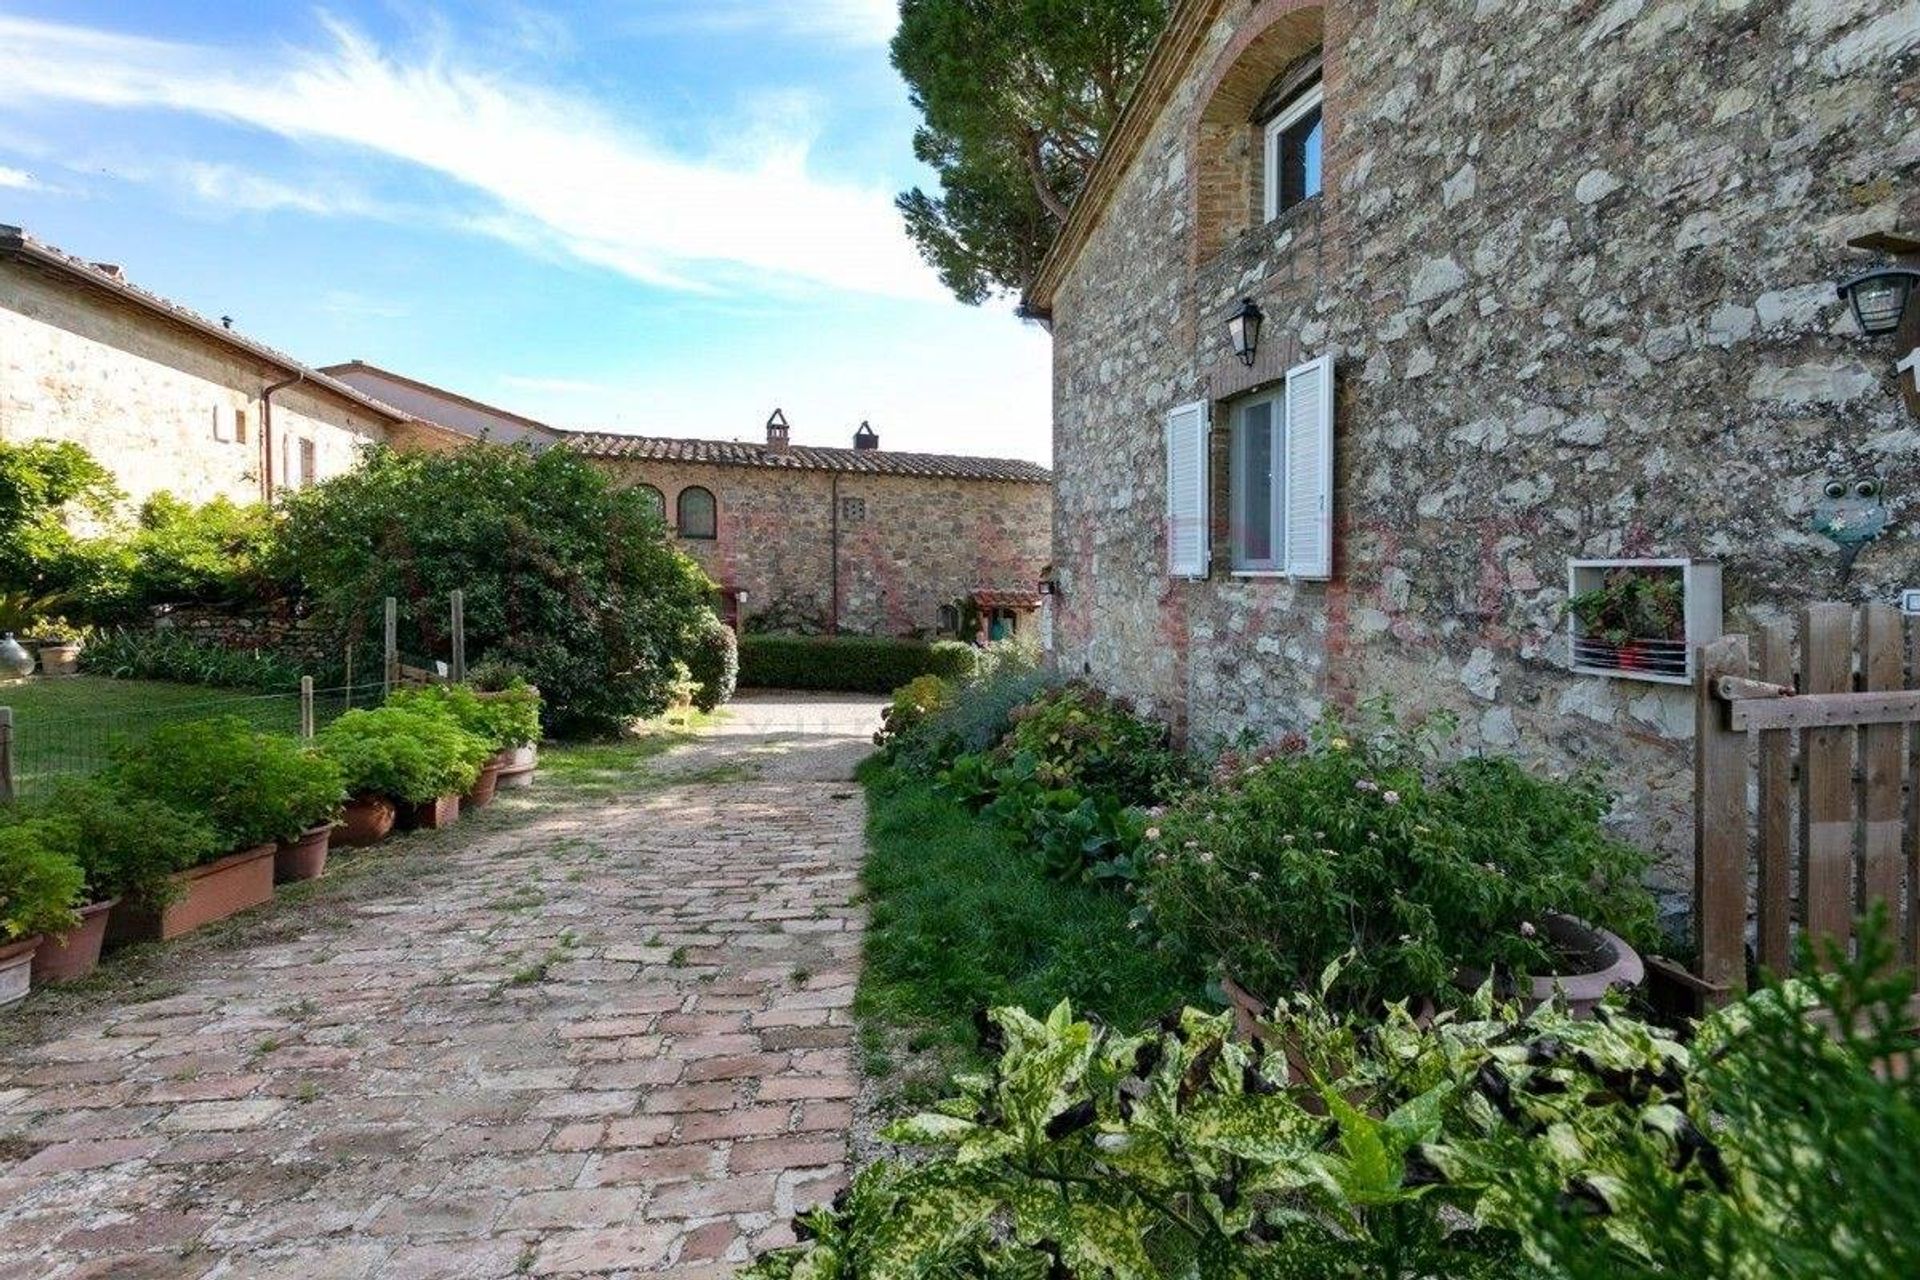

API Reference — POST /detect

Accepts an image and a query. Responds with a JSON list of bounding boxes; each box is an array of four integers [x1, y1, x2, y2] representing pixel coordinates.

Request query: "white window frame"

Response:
[[1228, 389, 1286, 573], [1262, 81, 1324, 222]]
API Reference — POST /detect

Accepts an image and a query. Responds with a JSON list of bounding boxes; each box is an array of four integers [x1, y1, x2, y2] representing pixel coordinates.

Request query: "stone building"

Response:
[[0, 226, 452, 507], [571, 415, 1054, 637], [1023, 0, 1920, 875]]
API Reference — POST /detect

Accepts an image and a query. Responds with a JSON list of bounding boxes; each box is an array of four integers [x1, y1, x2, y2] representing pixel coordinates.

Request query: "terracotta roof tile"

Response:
[[562, 432, 1052, 484]]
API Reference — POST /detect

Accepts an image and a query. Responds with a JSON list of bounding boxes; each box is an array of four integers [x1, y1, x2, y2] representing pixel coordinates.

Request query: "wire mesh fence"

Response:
[[0, 680, 389, 803]]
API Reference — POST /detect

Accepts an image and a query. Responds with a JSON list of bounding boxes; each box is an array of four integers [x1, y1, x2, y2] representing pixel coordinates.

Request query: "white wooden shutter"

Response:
[[212, 405, 233, 443], [1282, 354, 1335, 580], [1164, 400, 1211, 578]]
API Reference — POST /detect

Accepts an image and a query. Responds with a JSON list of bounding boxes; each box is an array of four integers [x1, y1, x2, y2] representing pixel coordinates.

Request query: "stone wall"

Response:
[[0, 259, 394, 510], [593, 457, 1053, 637], [1048, 0, 1920, 882]]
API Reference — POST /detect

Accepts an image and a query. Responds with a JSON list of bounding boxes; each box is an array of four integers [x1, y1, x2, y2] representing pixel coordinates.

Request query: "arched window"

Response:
[[635, 484, 666, 523], [677, 485, 717, 540]]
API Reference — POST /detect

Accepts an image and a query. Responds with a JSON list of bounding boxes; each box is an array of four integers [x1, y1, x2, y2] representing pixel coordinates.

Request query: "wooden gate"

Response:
[[1694, 602, 1920, 1003]]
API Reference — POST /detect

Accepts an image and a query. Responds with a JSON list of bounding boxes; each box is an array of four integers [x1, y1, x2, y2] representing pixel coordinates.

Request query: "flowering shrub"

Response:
[[995, 682, 1190, 806], [873, 674, 954, 751], [885, 665, 1058, 777], [1141, 712, 1657, 1011]]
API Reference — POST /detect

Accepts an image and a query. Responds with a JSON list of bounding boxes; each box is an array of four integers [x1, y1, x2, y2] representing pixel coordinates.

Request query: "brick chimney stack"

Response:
[[765, 408, 791, 454], [853, 421, 880, 451]]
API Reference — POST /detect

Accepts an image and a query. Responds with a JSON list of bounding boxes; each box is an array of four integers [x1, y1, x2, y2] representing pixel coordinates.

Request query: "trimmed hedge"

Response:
[[738, 634, 976, 693]]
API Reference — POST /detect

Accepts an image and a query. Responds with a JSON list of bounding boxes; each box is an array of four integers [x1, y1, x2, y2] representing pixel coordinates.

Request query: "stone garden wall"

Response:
[[1047, 0, 1920, 881]]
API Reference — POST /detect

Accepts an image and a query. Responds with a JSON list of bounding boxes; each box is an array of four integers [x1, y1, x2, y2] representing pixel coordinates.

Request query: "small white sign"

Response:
[[1902, 588, 1920, 617], [1899, 347, 1920, 393]]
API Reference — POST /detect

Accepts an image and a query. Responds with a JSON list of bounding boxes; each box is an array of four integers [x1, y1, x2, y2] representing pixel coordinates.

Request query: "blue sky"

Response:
[[0, 1, 1054, 462]]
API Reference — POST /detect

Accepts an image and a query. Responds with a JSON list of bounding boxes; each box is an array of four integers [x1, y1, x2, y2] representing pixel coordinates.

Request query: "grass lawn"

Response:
[[854, 758, 1204, 1108], [0, 675, 319, 799]]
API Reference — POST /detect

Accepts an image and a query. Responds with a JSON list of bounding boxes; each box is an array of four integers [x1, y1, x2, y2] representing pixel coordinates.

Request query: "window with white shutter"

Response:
[[1164, 400, 1211, 578], [1282, 354, 1335, 580], [212, 405, 233, 443]]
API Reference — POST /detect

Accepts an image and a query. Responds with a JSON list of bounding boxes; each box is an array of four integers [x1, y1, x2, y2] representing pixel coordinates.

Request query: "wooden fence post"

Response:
[[0, 707, 13, 805], [383, 597, 398, 699], [450, 590, 466, 684], [1695, 633, 1751, 1005], [300, 677, 315, 740], [1754, 621, 1792, 975], [1802, 603, 1855, 959]]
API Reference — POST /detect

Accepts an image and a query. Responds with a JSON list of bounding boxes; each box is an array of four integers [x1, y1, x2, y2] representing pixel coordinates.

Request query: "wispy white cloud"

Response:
[[0, 12, 935, 300], [175, 161, 383, 218], [623, 0, 898, 47], [0, 163, 42, 189]]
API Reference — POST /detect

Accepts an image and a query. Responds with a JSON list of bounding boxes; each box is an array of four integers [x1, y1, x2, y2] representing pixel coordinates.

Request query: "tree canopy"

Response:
[[892, 0, 1169, 305]]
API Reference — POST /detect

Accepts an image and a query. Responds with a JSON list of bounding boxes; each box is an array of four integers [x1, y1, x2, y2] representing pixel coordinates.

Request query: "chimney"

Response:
[[853, 420, 880, 451], [92, 262, 124, 281], [765, 408, 791, 454]]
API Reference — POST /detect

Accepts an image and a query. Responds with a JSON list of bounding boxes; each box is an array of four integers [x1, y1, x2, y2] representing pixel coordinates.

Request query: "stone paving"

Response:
[[0, 708, 878, 1278]]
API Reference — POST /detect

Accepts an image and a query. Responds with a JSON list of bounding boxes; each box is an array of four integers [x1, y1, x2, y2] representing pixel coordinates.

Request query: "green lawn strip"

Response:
[[854, 758, 1204, 1107], [0, 676, 311, 796]]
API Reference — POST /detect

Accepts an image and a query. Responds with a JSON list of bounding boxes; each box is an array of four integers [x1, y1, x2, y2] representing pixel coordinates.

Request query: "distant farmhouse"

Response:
[[324, 365, 1055, 639], [0, 225, 460, 506], [0, 225, 1054, 641]]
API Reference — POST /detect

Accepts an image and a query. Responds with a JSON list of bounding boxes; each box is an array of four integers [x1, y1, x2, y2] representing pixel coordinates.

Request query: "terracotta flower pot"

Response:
[[106, 845, 277, 945], [494, 743, 538, 790], [275, 826, 334, 883], [464, 759, 504, 810], [1453, 913, 1645, 1019], [34, 642, 81, 676], [336, 795, 398, 847], [31, 900, 116, 984], [402, 794, 460, 831], [0, 936, 41, 1006]]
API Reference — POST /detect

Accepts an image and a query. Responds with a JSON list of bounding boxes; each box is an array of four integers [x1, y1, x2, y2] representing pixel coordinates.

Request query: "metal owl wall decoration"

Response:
[[1811, 475, 1891, 586]]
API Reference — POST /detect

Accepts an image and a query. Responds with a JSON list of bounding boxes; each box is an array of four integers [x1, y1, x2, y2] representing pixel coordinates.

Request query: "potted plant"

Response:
[[1144, 713, 1660, 1028], [0, 819, 84, 1004], [317, 704, 488, 839], [103, 717, 318, 941], [24, 779, 221, 980], [470, 662, 543, 789], [389, 683, 539, 808], [27, 617, 88, 677], [1568, 568, 1684, 671]]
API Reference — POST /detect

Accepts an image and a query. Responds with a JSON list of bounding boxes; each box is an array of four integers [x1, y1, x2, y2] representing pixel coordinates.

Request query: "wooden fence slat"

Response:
[[0, 707, 13, 805], [1862, 605, 1905, 925], [1729, 688, 1920, 731], [1910, 619, 1920, 969], [1696, 633, 1752, 1003], [1801, 603, 1856, 958], [1755, 622, 1793, 974]]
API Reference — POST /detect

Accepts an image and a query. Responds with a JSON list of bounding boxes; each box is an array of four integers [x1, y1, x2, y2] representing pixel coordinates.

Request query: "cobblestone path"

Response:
[[0, 712, 875, 1278]]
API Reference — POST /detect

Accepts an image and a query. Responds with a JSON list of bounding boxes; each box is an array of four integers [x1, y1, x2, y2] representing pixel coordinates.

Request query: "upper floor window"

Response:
[[677, 485, 717, 540], [298, 438, 317, 488], [1261, 78, 1323, 221]]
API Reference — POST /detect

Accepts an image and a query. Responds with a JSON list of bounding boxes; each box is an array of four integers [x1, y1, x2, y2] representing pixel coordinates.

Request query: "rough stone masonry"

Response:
[[1033, 0, 1920, 883]]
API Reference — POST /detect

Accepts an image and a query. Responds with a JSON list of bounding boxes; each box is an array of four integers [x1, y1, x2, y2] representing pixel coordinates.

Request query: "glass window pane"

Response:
[[1282, 105, 1323, 208], [1236, 401, 1274, 565], [678, 487, 716, 538]]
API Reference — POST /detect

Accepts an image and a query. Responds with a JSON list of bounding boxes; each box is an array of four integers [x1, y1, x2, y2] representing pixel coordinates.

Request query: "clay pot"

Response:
[[275, 826, 334, 883], [402, 795, 460, 831], [107, 845, 277, 945], [0, 936, 41, 1005], [34, 642, 81, 676], [336, 795, 398, 847], [31, 900, 117, 984], [494, 743, 538, 790], [1453, 913, 1645, 1019], [464, 759, 504, 810]]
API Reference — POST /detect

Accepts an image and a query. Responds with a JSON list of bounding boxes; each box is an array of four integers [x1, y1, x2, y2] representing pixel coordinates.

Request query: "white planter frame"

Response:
[[1567, 558, 1722, 686]]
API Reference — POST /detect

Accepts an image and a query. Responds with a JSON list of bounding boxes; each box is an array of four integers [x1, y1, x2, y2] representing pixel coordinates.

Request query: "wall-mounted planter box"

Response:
[[1567, 559, 1722, 685]]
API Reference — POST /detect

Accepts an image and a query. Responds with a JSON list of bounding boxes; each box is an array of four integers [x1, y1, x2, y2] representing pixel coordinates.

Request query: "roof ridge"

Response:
[[561, 430, 1051, 483]]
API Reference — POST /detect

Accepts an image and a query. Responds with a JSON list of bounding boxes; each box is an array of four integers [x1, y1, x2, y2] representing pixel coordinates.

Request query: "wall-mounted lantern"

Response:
[[1837, 267, 1919, 336], [1226, 297, 1264, 368], [1038, 564, 1058, 597]]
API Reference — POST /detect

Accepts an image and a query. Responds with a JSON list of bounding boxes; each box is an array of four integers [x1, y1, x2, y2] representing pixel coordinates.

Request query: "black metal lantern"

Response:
[[1226, 297, 1264, 367], [1837, 267, 1920, 336]]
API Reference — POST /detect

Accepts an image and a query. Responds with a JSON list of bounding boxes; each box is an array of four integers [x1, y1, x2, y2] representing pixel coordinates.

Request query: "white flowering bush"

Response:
[[1140, 709, 1658, 1012]]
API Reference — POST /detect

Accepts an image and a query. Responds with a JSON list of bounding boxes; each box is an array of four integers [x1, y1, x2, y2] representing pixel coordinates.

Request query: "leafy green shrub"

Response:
[[388, 682, 542, 754], [275, 444, 715, 735], [0, 820, 84, 941], [994, 682, 1190, 806], [1142, 710, 1657, 1011], [26, 778, 223, 907], [108, 717, 345, 849], [753, 938, 1920, 1280], [873, 674, 954, 750], [738, 634, 977, 693], [686, 613, 739, 712], [0, 439, 119, 604], [317, 704, 491, 804], [72, 494, 282, 618], [79, 627, 328, 691], [884, 665, 1058, 776]]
